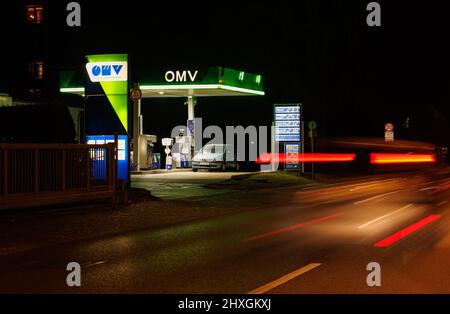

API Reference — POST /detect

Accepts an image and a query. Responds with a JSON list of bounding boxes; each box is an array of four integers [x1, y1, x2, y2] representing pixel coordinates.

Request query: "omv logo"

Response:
[[86, 61, 128, 82]]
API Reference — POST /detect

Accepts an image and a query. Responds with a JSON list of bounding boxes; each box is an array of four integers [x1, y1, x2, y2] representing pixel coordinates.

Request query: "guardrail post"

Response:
[[108, 144, 113, 189], [2, 149, 7, 195], [61, 150, 66, 191], [113, 135, 119, 207], [35, 149, 39, 193], [86, 148, 91, 191]]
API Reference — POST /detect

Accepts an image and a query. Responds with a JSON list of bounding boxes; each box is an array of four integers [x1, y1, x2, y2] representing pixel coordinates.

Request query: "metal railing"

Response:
[[0, 143, 117, 209]]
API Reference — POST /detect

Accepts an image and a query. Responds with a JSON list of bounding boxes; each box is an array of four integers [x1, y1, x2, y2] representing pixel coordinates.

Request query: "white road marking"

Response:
[[247, 263, 321, 294], [349, 179, 398, 192], [353, 191, 400, 205], [358, 204, 413, 229], [419, 187, 440, 192], [84, 261, 107, 268], [438, 200, 448, 207]]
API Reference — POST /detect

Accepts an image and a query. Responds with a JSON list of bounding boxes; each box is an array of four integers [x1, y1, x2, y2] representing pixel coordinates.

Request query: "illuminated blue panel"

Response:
[[86, 135, 129, 183], [274, 104, 301, 142], [276, 134, 301, 142]]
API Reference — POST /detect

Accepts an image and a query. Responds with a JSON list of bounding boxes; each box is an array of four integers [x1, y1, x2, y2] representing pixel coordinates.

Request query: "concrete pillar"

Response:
[[187, 96, 195, 120], [186, 96, 196, 165], [133, 98, 142, 171]]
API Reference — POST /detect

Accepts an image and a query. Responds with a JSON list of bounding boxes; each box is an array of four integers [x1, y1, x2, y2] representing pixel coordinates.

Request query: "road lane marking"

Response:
[[243, 213, 343, 242], [84, 261, 107, 268], [419, 187, 440, 192], [358, 204, 413, 229], [247, 263, 322, 294], [428, 182, 450, 196], [353, 191, 400, 205], [347, 178, 398, 191], [373, 214, 442, 248], [438, 200, 448, 207], [349, 181, 392, 191]]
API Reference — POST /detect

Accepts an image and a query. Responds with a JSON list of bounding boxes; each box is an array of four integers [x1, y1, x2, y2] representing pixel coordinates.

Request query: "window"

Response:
[[28, 61, 44, 80], [36, 61, 43, 79], [200, 144, 225, 154], [26, 5, 43, 24]]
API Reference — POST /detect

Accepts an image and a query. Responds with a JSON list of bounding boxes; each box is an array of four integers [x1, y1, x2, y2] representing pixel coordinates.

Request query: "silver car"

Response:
[[192, 144, 240, 172]]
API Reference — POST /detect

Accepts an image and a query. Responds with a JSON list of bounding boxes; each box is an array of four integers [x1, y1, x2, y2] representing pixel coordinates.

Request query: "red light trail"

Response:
[[370, 153, 436, 164], [256, 153, 356, 164], [373, 214, 442, 248], [243, 213, 344, 242]]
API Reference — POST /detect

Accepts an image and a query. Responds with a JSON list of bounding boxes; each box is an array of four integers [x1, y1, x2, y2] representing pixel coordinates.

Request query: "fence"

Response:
[[0, 143, 117, 210]]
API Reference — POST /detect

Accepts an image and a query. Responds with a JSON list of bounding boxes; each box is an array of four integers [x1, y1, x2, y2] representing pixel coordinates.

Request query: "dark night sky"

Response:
[[2, 1, 450, 144]]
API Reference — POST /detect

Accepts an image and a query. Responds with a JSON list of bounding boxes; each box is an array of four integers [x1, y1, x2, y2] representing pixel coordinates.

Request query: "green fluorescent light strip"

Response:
[[140, 84, 265, 96], [219, 85, 265, 96], [60, 85, 265, 96], [60, 87, 85, 93]]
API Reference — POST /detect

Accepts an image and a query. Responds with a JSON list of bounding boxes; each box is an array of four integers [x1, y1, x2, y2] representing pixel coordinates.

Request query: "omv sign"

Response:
[[86, 61, 128, 82]]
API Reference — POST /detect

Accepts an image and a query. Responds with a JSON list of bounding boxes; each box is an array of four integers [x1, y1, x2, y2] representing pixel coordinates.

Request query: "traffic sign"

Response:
[[385, 131, 394, 142], [385, 123, 394, 132], [308, 121, 317, 130], [130, 87, 142, 101]]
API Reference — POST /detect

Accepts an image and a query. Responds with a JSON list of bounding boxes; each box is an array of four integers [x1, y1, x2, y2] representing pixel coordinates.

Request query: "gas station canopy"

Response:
[[59, 57, 266, 173], [60, 66, 264, 97]]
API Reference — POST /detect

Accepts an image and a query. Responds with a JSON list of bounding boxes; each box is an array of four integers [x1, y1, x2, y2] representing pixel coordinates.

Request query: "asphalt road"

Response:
[[1, 168, 450, 293]]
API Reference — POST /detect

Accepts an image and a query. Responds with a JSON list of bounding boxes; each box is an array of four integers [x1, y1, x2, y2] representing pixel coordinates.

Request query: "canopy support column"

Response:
[[133, 86, 142, 171]]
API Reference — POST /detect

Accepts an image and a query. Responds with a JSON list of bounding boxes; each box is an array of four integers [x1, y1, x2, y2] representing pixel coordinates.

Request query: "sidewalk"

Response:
[[131, 168, 192, 175]]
